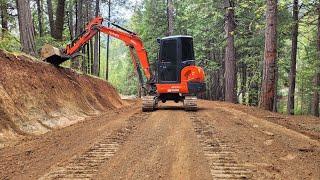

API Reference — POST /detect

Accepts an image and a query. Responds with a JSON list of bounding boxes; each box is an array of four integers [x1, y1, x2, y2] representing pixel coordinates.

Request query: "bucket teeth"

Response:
[[184, 96, 198, 111]]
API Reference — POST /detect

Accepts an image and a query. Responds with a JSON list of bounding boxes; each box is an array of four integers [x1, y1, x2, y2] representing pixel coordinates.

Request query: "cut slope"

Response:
[[0, 50, 124, 147]]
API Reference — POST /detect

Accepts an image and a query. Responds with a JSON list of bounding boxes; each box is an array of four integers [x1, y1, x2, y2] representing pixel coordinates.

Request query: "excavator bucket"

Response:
[[40, 44, 70, 66]]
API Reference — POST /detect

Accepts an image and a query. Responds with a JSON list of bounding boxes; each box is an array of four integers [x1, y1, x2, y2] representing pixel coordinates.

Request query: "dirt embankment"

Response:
[[0, 50, 124, 147]]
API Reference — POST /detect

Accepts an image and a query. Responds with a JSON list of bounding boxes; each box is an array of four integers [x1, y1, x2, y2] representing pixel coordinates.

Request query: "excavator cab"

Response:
[[157, 36, 195, 84], [147, 35, 205, 111]]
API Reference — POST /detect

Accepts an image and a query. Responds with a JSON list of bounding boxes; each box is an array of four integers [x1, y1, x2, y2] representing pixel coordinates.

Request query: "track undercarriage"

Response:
[[142, 96, 157, 112], [142, 95, 198, 112]]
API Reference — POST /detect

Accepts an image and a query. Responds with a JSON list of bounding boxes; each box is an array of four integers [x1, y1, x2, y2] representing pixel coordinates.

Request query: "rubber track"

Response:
[[189, 113, 253, 179], [184, 96, 197, 111], [40, 112, 149, 180], [142, 96, 156, 111]]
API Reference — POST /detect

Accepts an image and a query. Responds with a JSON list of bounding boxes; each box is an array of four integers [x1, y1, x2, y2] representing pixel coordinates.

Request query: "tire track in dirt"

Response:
[[214, 106, 320, 147], [94, 106, 213, 179], [39, 112, 150, 179], [189, 112, 254, 179], [197, 100, 320, 179]]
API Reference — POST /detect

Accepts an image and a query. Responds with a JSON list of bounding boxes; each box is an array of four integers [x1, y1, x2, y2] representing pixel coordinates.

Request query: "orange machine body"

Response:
[[57, 16, 205, 99], [156, 66, 205, 94]]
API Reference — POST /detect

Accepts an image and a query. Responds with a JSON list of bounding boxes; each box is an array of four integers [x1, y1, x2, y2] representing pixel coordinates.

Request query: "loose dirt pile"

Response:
[[0, 50, 124, 148]]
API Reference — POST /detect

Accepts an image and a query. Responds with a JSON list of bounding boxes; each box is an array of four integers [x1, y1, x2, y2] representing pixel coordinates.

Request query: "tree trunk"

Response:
[[312, 75, 320, 117], [260, 0, 278, 111], [67, 0, 74, 40], [273, 61, 278, 112], [248, 75, 259, 106], [106, 0, 111, 80], [87, 0, 94, 74], [47, 0, 55, 37], [16, 0, 37, 56], [1, 2, 8, 35], [93, 0, 100, 76], [75, 0, 84, 36], [167, 0, 174, 36], [224, 0, 237, 103], [53, 0, 66, 40], [90, 38, 94, 74], [71, 0, 83, 70], [311, 3, 320, 117], [240, 63, 247, 104], [287, 0, 299, 115], [81, 0, 91, 73], [35, 0, 43, 37]]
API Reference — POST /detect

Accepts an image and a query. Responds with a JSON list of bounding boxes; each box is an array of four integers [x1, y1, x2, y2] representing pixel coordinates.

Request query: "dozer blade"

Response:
[[40, 44, 70, 66]]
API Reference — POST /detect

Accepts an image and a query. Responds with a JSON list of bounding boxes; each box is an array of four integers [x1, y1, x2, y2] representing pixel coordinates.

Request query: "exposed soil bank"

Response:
[[0, 50, 124, 148]]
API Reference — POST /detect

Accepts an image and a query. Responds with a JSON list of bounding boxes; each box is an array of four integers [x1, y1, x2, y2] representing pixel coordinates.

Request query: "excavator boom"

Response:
[[41, 16, 151, 81]]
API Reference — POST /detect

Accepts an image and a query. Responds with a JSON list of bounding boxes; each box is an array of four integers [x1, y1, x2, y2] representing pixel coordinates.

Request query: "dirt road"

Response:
[[0, 100, 319, 179]]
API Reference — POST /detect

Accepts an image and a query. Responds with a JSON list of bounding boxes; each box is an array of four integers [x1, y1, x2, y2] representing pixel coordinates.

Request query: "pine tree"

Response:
[[287, 0, 299, 115], [16, 0, 37, 56], [224, 0, 237, 103], [260, 0, 278, 111]]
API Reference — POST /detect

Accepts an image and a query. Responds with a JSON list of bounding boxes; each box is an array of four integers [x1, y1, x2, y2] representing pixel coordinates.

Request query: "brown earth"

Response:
[[0, 50, 125, 148], [0, 100, 319, 179], [0, 50, 319, 179], [214, 101, 320, 141]]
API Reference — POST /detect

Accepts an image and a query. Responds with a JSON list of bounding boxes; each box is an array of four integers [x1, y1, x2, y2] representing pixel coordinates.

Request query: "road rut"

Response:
[[0, 100, 319, 179]]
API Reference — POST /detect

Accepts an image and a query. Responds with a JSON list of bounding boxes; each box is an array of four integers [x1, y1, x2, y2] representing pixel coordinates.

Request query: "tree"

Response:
[[287, 0, 299, 115], [47, 0, 55, 37], [16, 0, 37, 56], [260, 0, 278, 111], [53, 0, 66, 40], [35, 0, 43, 37], [311, 3, 320, 117], [67, 0, 74, 40], [71, 0, 84, 70], [167, 0, 174, 35], [0, 1, 8, 35], [82, 0, 93, 74], [224, 0, 237, 103], [93, 0, 100, 76], [106, 0, 111, 80]]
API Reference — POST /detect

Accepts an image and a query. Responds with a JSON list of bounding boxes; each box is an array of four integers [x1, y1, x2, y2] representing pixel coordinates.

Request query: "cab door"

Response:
[[158, 39, 178, 83]]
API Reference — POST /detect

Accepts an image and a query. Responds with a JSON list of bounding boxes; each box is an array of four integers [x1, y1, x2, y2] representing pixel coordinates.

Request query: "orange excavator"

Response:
[[41, 17, 205, 111]]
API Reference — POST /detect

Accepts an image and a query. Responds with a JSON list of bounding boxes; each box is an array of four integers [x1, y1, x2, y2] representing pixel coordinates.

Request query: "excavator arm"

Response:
[[41, 16, 152, 81]]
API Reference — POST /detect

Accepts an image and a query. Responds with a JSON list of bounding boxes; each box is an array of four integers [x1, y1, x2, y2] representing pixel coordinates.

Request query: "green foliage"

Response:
[[131, 0, 168, 63], [99, 38, 139, 95], [35, 35, 69, 53], [0, 32, 21, 52], [295, 23, 318, 114]]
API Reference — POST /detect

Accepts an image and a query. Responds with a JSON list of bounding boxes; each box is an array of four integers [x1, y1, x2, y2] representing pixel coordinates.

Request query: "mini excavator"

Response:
[[41, 17, 205, 111]]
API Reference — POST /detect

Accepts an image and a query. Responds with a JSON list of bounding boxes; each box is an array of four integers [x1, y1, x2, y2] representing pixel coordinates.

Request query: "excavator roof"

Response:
[[161, 35, 192, 40]]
